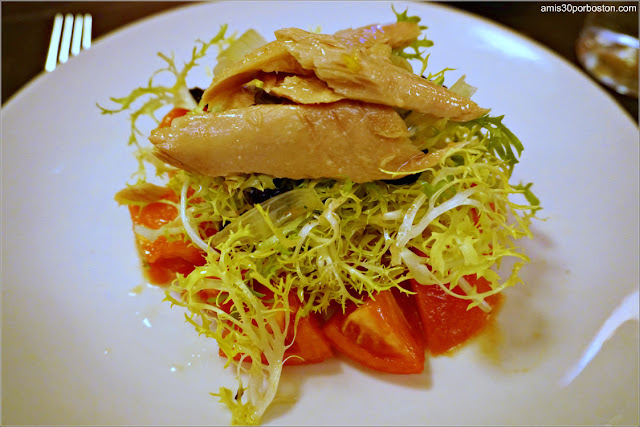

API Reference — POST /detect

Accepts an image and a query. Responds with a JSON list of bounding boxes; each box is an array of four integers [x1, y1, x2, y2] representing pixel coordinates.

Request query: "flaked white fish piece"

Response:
[[150, 101, 452, 183], [201, 41, 311, 109], [201, 22, 422, 110], [207, 86, 256, 111], [259, 74, 345, 104], [275, 27, 489, 121], [334, 21, 421, 48], [114, 182, 171, 205]]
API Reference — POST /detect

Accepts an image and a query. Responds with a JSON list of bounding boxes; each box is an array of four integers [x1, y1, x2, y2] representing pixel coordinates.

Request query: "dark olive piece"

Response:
[[189, 87, 205, 104]]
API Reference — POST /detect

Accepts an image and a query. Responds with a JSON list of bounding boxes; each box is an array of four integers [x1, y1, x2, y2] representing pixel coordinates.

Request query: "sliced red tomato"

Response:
[[128, 187, 207, 285], [470, 207, 481, 226], [411, 275, 502, 356], [322, 291, 425, 374], [129, 202, 178, 230], [134, 234, 206, 285], [144, 252, 205, 284], [158, 107, 189, 128], [136, 235, 204, 264], [283, 304, 334, 365], [391, 285, 425, 348], [219, 292, 333, 366]]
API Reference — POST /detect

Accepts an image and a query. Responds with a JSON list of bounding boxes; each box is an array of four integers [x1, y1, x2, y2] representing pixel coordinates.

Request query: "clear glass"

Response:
[[576, 3, 639, 97]]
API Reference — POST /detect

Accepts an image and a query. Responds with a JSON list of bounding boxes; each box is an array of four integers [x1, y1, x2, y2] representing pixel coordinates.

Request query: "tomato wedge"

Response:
[[391, 285, 426, 348], [135, 235, 206, 284], [283, 305, 334, 365], [323, 291, 425, 374], [411, 275, 502, 356], [158, 107, 189, 128], [128, 188, 206, 285], [129, 200, 178, 230], [219, 292, 333, 366]]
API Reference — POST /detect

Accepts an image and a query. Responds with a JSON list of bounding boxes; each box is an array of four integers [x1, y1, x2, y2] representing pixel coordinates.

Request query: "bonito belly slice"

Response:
[[201, 41, 311, 110], [201, 22, 422, 110], [150, 101, 438, 183], [334, 21, 421, 49], [275, 27, 488, 122], [262, 74, 345, 104]]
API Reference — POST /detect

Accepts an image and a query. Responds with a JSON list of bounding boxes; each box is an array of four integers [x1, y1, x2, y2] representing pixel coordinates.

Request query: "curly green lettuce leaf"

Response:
[[106, 8, 540, 426], [462, 114, 525, 177], [143, 102, 538, 424], [164, 237, 294, 424], [391, 5, 434, 76], [97, 25, 234, 181]]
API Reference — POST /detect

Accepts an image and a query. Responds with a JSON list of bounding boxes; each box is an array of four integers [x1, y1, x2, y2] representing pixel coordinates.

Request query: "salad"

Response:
[[102, 8, 540, 426]]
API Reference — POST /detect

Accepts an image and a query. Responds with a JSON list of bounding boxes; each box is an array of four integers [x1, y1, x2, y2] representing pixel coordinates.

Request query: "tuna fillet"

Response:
[[334, 21, 421, 48], [201, 41, 311, 110], [201, 22, 423, 111], [150, 101, 447, 183], [275, 27, 488, 121]]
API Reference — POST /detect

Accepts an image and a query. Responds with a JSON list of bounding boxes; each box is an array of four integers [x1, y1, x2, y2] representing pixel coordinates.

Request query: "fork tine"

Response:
[[45, 13, 64, 72], [82, 14, 92, 50], [71, 14, 84, 56], [58, 13, 74, 64], [45, 12, 92, 72]]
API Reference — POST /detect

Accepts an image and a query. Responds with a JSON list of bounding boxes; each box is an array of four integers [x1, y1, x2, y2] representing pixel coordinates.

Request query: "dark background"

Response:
[[1, 1, 638, 121]]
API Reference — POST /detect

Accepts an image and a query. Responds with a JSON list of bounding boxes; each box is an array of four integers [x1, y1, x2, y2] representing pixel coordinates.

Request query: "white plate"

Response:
[[3, 1, 638, 425]]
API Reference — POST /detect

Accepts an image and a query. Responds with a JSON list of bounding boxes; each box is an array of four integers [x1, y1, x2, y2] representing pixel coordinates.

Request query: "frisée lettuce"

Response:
[[101, 8, 540, 425]]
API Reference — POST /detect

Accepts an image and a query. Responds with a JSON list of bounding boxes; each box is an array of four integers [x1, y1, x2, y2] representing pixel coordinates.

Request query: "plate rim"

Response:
[[2, 1, 638, 425], [2, 0, 638, 128]]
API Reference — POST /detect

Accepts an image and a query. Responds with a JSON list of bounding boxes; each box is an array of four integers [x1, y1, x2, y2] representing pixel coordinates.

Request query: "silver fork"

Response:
[[45, 13, 92, 72]]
